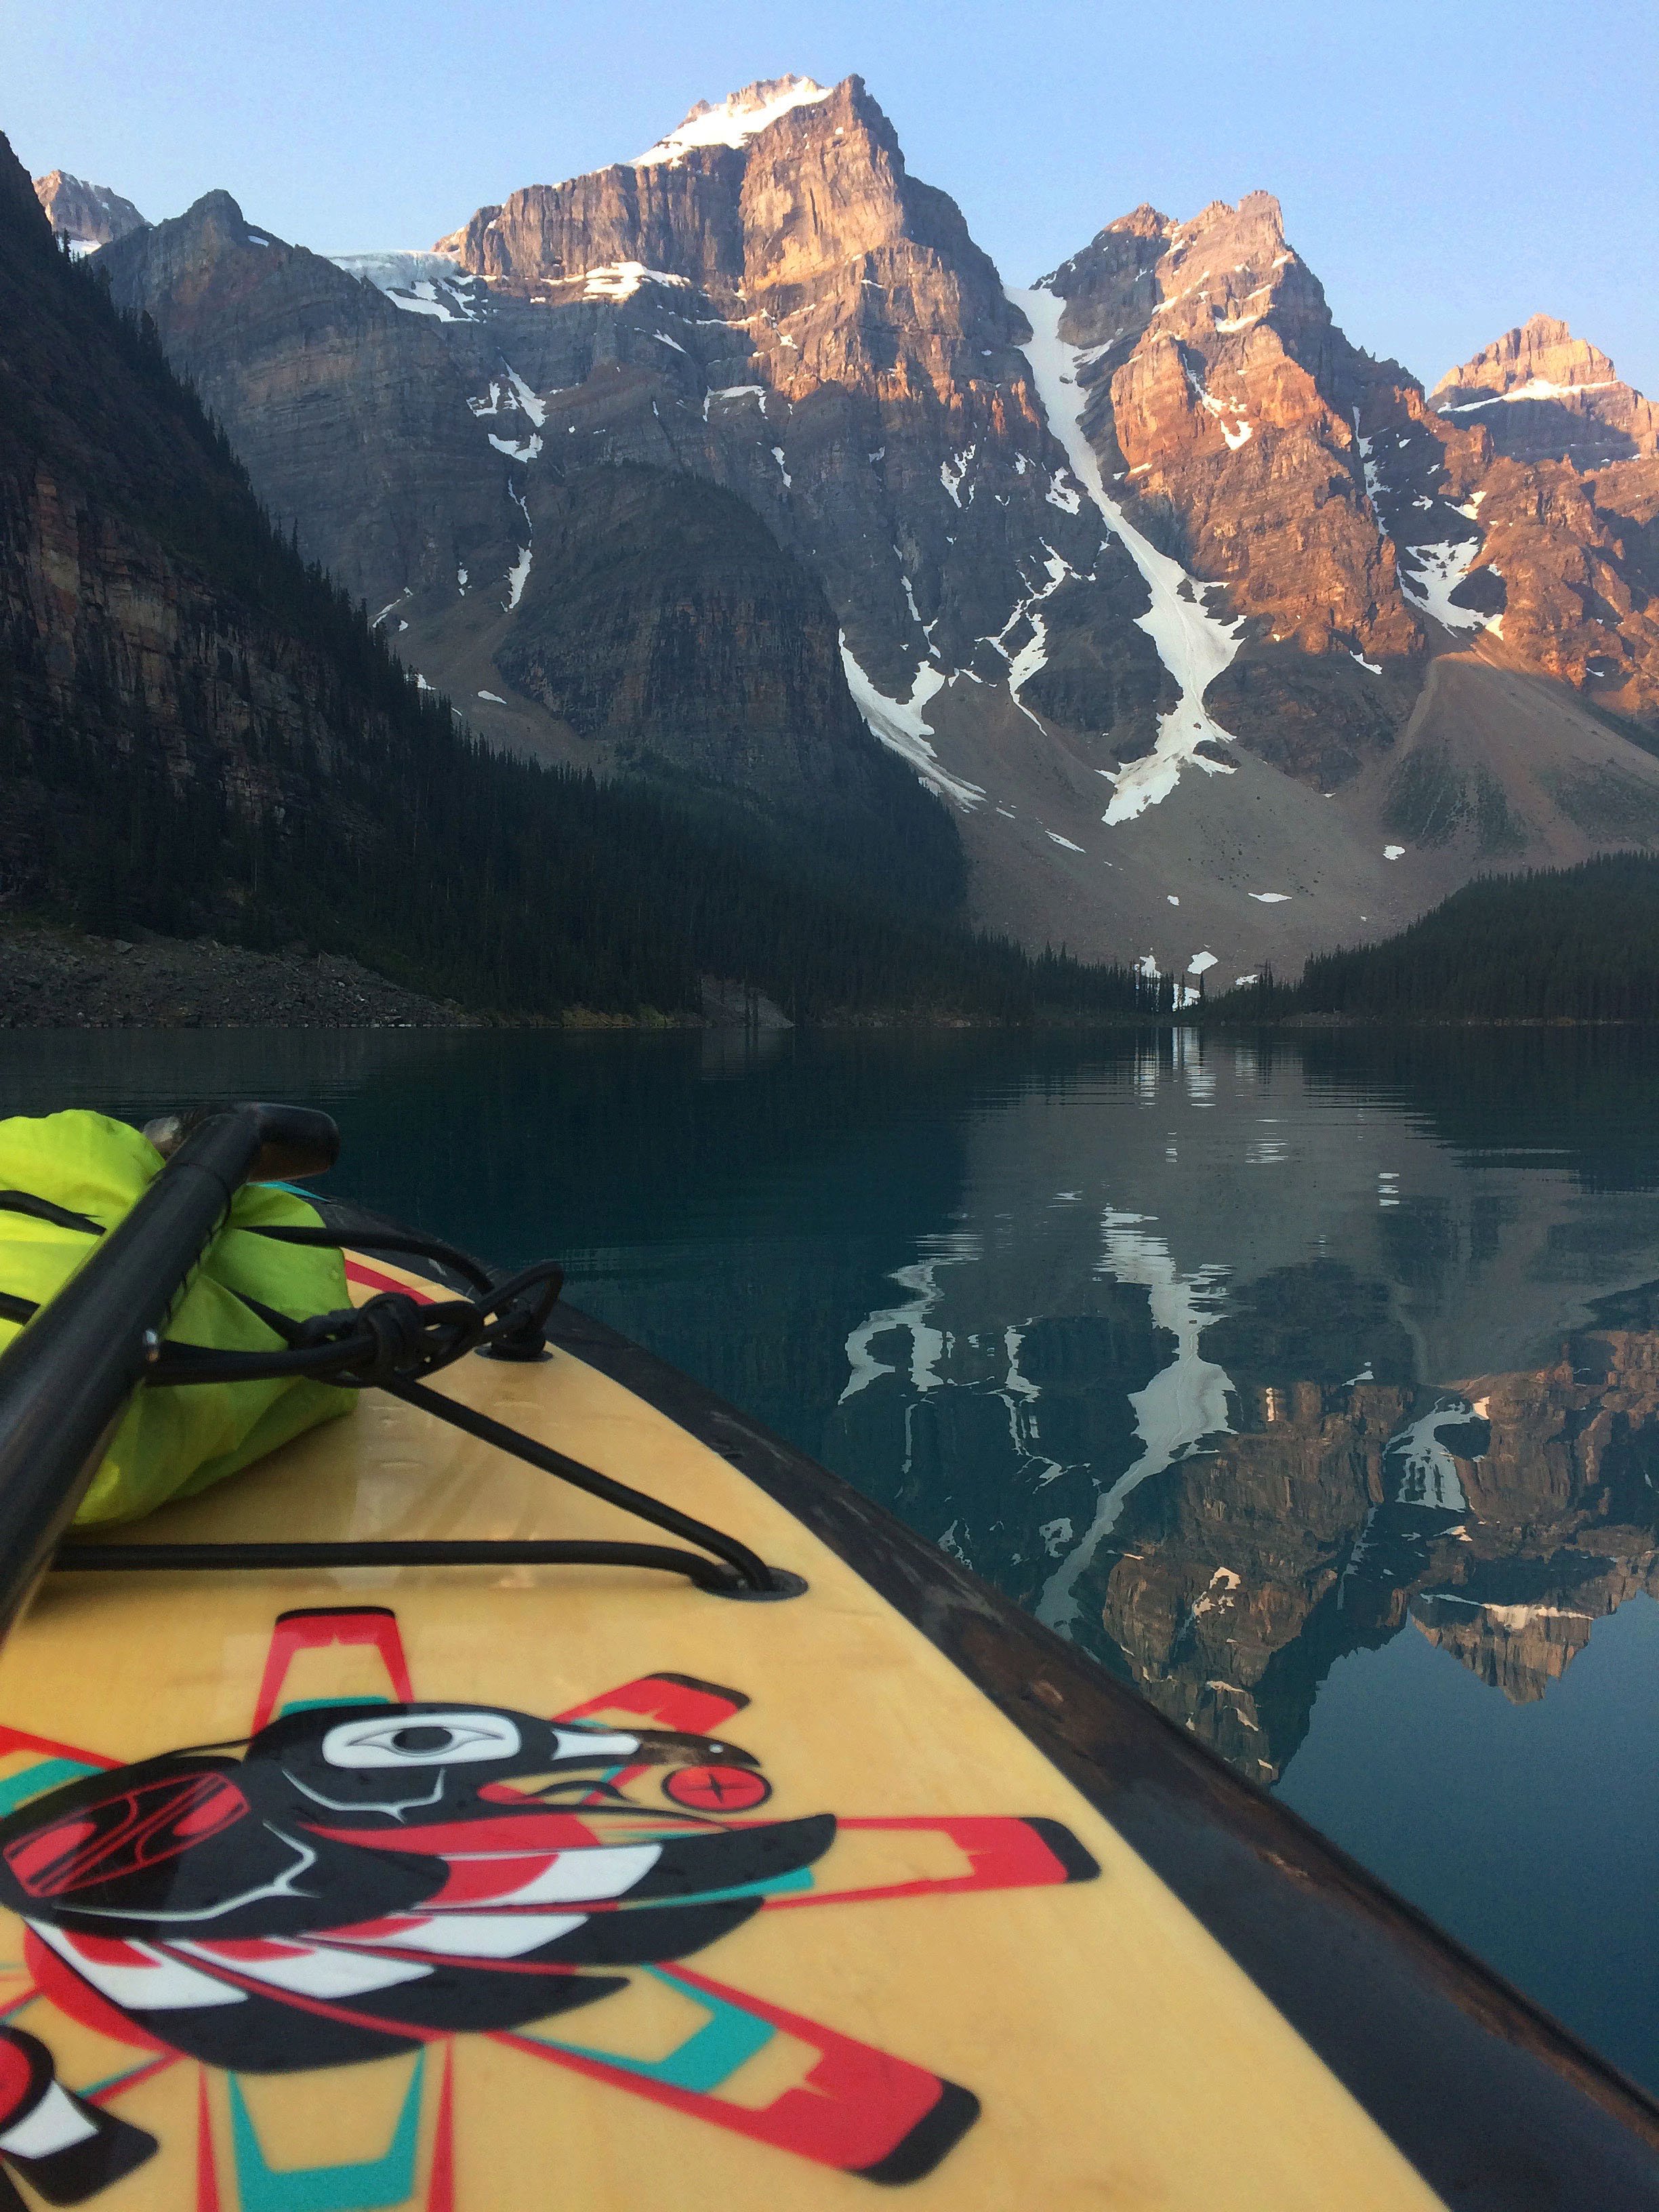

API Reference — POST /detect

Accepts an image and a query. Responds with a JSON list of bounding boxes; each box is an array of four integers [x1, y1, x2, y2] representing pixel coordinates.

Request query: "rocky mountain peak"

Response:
[[1431, 314, 1659, 467], [631, 75, 832, 165], [1045, 185, 1427, 751], [430, 71, 1024, 415], [1166, 189, 1288, 280], [1435, 314, 1618, 403], [1111, 203, 1170, 239], [31, 169, 146, 253], [435, 76, 905, 295], [103, 189, 293, 304], [1052, 189, 1323, 377]]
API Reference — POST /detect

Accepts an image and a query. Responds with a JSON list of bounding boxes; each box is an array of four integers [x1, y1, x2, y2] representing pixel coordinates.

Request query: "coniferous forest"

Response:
[[1211, 857, 1659, 1023], [0, 202, 1153, 1025]]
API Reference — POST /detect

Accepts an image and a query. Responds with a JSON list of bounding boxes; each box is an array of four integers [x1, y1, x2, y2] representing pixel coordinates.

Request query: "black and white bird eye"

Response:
[[320, 1711, 523, 1769]]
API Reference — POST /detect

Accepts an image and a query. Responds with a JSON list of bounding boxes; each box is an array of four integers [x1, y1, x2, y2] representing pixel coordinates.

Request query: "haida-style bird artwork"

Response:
[[0, 1607, 1098, 2208]]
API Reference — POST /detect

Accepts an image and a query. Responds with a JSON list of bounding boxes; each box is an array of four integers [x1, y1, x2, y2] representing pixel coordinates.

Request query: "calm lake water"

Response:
[[7, 1024, 1659, 2089]]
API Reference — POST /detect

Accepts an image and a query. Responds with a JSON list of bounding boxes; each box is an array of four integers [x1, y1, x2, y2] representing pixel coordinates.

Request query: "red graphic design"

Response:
[[0, 1607, 1099, 2203], [663, 1763, 772, 1811]]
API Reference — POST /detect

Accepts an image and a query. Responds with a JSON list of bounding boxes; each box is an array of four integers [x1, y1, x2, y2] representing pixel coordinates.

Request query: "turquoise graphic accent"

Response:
[[0, 1757, 100, 1818], [227, 2053, 424, 2211], [631, 1865, 815, 1910], [275, 1697, 394, 1718], [527, 1965, 775, 2093], [79, 2055, 168, 2100]]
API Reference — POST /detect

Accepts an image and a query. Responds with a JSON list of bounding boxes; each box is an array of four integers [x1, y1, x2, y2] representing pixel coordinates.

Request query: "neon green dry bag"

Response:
[[0, 1110, 354, 1525]]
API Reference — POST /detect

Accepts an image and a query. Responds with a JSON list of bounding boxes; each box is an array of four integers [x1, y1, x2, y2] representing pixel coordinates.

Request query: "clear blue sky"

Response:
[[5, 0, 1655, 393]]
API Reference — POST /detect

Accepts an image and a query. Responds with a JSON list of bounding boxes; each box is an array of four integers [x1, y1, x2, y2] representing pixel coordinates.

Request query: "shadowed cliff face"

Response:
[[498, 464, 875, 793], [0, 136, 386, 915], [1095, 1282, 1659, 1782], [494, 460, 963, 895], [100, 192, 520, 613]]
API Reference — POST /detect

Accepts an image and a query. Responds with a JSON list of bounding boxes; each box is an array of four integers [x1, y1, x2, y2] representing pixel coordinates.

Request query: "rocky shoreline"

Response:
[[0, 926, 811, 1031], [0, 925, 479, 1029]]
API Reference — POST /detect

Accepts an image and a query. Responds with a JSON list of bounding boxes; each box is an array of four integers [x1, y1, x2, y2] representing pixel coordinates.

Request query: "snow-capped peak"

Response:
[[631, 76, 832, 167]]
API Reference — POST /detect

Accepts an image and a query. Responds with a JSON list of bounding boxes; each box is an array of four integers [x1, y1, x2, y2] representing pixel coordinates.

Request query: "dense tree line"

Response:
[[1211, 857, 1659, 1023], [9, 697, 1160, 1021], [4, 246, 1157, 1024]]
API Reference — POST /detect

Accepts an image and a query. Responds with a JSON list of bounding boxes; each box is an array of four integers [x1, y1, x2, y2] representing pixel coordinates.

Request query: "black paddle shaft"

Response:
[[0, 1103, 337, 1638]]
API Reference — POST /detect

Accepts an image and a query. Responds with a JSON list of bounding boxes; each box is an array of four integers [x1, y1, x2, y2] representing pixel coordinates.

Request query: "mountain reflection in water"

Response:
[[1099, 1306, 1659, 1784], [7, 1023, 1659, 2089]]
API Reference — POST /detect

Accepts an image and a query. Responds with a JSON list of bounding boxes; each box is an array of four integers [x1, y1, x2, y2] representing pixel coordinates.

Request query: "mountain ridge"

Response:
[[3, 123, 1121, 1024], [52, 75, 1659, 985]]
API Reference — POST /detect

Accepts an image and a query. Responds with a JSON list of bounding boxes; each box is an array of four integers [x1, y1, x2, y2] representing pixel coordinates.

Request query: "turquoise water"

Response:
[[7, 1024, 1659, 2089]]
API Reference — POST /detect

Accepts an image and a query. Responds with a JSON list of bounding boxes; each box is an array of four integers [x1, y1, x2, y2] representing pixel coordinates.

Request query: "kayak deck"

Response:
[[0, 1244, 1649, 2208]]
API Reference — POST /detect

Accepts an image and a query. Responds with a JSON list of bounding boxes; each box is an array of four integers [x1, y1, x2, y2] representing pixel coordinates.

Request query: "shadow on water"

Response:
[[1289, 1025, 1659, 1191], [7, 1023, 1659, 2086]]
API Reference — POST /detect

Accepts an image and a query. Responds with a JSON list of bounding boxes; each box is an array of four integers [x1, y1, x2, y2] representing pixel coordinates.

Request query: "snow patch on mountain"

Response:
[[1439, 377, 1617, 414], [981, 546, 1073, 724], [703, 384, 768, 419], [839, 638, 985, 809], [1385, 1404, 1472, 1511], [1010, 285, 1242, 824], [1183, 360, 1251, 449], [897, 560, 926, 630], [1398, 539, 1488, 633], [579, 263, 691, 302], [940, 446, 975, 506], [501, 367, 546, 428], [489, 432, 542, 462], [331, 251, 485, 322], [632, 77, 832, 167], [383, 279, 480, 322]]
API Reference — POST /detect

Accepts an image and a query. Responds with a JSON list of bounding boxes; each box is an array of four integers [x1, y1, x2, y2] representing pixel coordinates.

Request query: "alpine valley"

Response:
[[43, 75, 1659, 987]]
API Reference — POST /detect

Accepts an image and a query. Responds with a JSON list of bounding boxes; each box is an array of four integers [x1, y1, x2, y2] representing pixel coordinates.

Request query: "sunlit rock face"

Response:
[[1432, 315, 1659, 467], [1050, 203, 1659, 776], [31, 169, 146, 251], [1044, 192, 1446, 790], [1410, 316, 1659, 730]]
